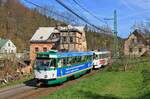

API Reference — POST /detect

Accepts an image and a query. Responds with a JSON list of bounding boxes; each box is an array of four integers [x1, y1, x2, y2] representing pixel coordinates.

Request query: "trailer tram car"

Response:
[[93, 51, 111, 69], [34, 50, 93, 85]]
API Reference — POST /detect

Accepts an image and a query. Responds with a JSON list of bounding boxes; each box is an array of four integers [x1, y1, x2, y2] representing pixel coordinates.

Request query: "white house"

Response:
[[0, 39, 16, 53]]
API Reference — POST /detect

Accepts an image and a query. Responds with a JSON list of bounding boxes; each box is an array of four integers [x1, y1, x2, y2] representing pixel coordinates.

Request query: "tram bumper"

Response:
[[34, 70, 57, 80]]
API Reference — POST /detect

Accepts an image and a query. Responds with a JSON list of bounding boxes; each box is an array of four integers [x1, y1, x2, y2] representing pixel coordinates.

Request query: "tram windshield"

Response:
[[36, 58, 56, 67]]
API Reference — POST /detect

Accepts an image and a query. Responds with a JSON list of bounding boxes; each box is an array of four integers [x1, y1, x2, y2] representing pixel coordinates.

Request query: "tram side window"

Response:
[[60, 58, 64, 66], [64, 58, 68, 66], [67, 57, 72, 66], [66, 56, 79, 65], [75, 56, 85, 63], [72, 57, 75, 64], [99, 54, 102, 59], [106, 53, 109, 58], [62, 56, 92, 67], [70, 57, 77, 66], [85, 56, 89, 62], [61, 58, 69, 66], [103, 54, 108, 58], [61, 57, 68, 66], [102, 54, 104, 58], [49, 58, 56, 67], [104, 54, 108, 58], [81, 56, 85, 62], [101, 54, 105, 58], [73, 57, 78, 64], [76, 56, 81, 63], [80, 55, 91, 63], [88, 56, 92, 61]]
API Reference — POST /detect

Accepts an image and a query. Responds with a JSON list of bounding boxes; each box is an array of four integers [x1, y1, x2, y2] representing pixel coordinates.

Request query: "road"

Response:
[[0, 79, 37, 99], [0, 70, 100, 99]]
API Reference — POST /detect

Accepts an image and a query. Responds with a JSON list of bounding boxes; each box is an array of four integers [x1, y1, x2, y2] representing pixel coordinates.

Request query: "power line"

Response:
[[72, 0, 107, 25], [24, 0, 71, 21], [68, 0, 90, 20], [55, 0, 107, 32], [67, 0, 87, 20], [24, 0, 108, 32], [63, 0, 86, 25]]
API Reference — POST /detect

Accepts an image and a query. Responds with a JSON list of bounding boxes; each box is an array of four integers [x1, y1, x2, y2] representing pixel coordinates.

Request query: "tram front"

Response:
[[34, 51, 58, 84]]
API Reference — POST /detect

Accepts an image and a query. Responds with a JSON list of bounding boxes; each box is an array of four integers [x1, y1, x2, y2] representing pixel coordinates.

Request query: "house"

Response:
[[59, 25, 87, 52], [0, 38, 16, 54], [124, 30, 150, 57], [30, 25, 87, 61]]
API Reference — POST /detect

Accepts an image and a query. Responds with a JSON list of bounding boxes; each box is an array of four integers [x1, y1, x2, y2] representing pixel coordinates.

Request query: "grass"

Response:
[[41, 57, 150, 99], [41, 72, 142, 99], [0, 74, 33, 89]]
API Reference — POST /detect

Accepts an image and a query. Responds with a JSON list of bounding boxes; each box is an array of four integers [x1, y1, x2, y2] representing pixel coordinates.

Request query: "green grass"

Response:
[[40, 57, 150, 99], [0, 74, 33, 89], [41, 71, 142, 99]]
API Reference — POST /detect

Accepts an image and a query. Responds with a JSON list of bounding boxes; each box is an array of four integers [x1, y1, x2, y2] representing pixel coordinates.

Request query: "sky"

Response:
[[20, 0, 150, 38]]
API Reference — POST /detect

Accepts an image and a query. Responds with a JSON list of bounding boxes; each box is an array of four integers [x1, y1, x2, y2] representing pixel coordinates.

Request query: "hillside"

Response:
[[0, 0, 65, 52], [86, 30, 123, 53], [0, 0, 122, 52]]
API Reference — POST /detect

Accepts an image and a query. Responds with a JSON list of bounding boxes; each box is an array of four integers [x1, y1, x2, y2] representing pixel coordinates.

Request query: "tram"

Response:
[[93, 51, 111, 69], [34, 50, 93, 85]]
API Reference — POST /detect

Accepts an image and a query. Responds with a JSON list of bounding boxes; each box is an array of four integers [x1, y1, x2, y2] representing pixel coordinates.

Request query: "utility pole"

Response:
[[113, 10, 119, 58], [104, 10, 119, 58]]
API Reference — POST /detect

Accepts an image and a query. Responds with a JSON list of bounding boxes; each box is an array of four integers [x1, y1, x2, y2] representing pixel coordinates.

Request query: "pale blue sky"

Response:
[[20, 0, 150, 38]]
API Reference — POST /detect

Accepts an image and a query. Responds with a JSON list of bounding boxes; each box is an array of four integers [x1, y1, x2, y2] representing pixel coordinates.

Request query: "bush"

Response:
[[139, 69, 150, 98]]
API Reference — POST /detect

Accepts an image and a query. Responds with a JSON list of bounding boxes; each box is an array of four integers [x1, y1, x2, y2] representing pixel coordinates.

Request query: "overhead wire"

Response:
[[68, 0, 96, 25], [62, 0, 85, 25], [24, 0, 109, 32], [72, 0, 107, 25], [24, 0, 71, 21], [55, 0, 108, 32]]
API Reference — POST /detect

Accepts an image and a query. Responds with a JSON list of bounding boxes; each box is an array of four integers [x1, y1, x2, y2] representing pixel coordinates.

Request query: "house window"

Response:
[[132, 39, 134, 43], [70, 37, 73, 43], [129, 48, 133, 53], [8, 43, 10, 46], [63, 37, 67, 43], [77, 38, 79, 43], [11, 50, 13, 53], [137, 39, 140, 43], [139, 48, 142, 53], [5, 50, 7, 53], [35, 47, 39, 52], [40, 36, 43, 39], [43, 47, 47, 52]]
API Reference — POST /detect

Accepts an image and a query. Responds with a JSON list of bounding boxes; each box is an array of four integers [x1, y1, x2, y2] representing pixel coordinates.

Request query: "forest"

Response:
[[0, 0, 120, 52]]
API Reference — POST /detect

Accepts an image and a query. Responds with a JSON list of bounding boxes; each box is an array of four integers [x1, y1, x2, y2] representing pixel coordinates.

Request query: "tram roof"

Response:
[[58, 51, 93, 58], [37, 50, 93, 58], [93, 51, 110, 54]]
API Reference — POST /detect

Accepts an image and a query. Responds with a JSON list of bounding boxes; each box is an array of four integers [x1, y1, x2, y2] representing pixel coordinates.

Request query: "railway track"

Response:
[[0, 69, 101, 99]]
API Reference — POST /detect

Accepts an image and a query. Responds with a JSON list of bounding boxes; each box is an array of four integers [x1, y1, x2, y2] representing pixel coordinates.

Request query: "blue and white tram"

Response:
[[34, 50, 93, 85]]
